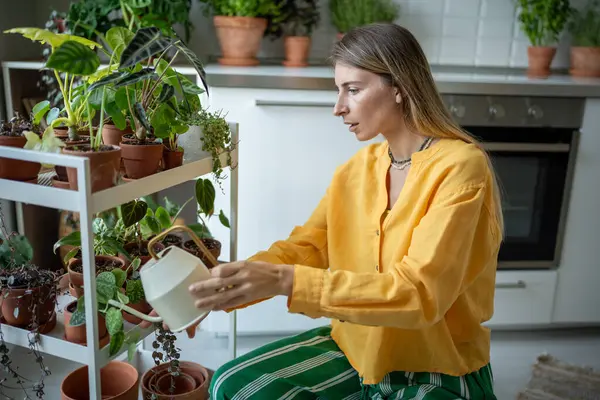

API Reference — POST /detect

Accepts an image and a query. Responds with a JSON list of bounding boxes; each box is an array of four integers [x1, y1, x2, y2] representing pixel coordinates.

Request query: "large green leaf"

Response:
[[106, 26, 134, 60], [111, 268, 127, 288], [109, 331, 125, 356], [119, 27, 173, 69], [134, 102, 151, 131], [53, 231, 81, 253], [4, 28, 101, 49], [219, 210, 230, 228], [195, 178, 216, 217], [126, 279, 145, 304], [46, 40, 100, 76], [174, 41, 209, 95], [106, 308, 123, 336], [87, 71, 127, 92], [155, 207, 172, 229], [32, 101, 50, 125], [96, 271, 117, 301], [158, 84, 175, 103], [113, 68, 158, 89], [69, 310, 86, 327], [115, 87, 137, 111], [105, 101, 126, 130], [121, 200, 148, 228]]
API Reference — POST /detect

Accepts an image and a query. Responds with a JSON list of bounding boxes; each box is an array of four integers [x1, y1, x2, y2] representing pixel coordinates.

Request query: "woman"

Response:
[[189, 23, 503, 399]]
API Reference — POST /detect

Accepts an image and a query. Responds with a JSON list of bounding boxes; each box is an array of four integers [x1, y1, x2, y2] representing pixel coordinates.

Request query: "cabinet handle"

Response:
[[255, 99, 336, 107], [495, 280, 527, 289]]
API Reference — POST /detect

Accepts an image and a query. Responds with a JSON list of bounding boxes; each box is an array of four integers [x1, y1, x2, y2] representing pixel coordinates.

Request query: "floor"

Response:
[[3, 326, 600, 399]]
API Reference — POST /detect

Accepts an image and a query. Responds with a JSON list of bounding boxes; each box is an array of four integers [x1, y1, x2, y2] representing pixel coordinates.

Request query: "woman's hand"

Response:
[[188, 260, 294, 311]]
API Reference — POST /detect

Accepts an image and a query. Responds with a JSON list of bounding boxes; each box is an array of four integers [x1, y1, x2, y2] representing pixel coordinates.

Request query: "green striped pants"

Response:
[[209, 326, 497, 399]]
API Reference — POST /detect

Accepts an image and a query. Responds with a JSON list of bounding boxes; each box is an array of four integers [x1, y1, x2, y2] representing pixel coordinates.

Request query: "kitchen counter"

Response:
[[203, 64, 600, 98]]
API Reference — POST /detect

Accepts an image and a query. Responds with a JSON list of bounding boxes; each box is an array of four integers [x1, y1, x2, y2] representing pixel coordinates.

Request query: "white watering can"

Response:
[[108, 225, 220, 333]]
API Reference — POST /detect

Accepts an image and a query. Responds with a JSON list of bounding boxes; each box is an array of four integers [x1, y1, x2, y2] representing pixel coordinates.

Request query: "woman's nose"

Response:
[[333, 100, 348, 116]]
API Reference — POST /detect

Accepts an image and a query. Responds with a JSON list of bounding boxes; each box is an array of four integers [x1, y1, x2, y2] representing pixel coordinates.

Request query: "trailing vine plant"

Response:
[[0, 202, 59, 399], [149, 323, 182, 398]]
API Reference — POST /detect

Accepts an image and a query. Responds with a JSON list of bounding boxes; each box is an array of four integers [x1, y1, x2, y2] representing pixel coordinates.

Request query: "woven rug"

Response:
[[517, 354, 600, 400]]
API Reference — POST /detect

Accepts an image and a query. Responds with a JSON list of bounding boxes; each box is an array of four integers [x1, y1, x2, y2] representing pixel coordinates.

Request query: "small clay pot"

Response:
[[283, 36, 311, 67], [121, 297, 153, 325], [1, 284, 56, 331], [68, 255, 126, 295], [213, 16, 267, 66], [162, 147, 184, 170], [102, 123, 132, 146], [52, 176, 72, 190], [61, 360, 139, 400], [62, 144, 121, 192], [120, 241, 165, 266], [63, 300, 109, 345], [141, 361, 209, 400], [120, 140, 163, 179], [0, 135, 41, 181], [570, 47, 600, 78], [183, 238, 221, 267], [155, 372, 197, 395], [527, 46, 557, 78]]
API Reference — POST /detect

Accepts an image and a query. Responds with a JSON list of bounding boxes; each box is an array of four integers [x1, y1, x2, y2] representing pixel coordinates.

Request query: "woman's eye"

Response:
[[348, 88, 359, 95]]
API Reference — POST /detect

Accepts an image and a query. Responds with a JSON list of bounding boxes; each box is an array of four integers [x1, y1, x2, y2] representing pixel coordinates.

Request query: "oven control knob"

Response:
[[488, 104, 505, 119], [527, 104, 543, 120], [449, 103, 465, 118]]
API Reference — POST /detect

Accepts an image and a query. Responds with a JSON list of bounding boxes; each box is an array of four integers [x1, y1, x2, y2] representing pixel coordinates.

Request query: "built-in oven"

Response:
[[442, 94, 584, 270]]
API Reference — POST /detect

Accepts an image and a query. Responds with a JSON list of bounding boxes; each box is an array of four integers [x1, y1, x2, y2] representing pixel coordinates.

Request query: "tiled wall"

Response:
[[25, 0, 589, 69]]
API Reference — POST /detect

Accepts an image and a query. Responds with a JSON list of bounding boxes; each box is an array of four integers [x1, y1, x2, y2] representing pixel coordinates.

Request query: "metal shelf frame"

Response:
[[0, 123, 239, 398]]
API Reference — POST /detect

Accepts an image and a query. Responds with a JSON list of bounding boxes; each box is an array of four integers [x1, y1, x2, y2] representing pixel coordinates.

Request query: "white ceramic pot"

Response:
[[177, 125, 208, 163]]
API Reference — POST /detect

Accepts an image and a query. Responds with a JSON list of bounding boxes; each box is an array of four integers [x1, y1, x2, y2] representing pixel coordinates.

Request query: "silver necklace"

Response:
[[388, 137, 433, 170]]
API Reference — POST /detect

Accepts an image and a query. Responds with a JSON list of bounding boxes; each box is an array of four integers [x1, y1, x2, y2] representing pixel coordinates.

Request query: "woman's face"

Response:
[[333, 63, 403, 142]]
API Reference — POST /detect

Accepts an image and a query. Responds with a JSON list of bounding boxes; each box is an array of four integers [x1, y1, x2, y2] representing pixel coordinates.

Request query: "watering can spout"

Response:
[[109, 225, 217, 332]]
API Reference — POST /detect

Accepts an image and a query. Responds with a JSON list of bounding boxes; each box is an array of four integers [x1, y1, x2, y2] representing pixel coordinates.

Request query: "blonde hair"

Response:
[[331, 23, 504, 236]]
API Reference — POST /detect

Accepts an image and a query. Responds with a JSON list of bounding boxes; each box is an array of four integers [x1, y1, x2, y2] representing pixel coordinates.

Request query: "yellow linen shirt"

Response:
[[237, 138, 502, 385]]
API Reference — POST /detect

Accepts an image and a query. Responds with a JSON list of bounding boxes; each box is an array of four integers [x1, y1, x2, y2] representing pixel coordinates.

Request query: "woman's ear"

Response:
[[394, 87, 402, 105]]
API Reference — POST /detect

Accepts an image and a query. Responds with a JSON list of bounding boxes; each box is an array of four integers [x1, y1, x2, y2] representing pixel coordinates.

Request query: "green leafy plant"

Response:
[[68, 257, 143, 358], [516, 0, 572, 46], [329, 0, 399, 33], [191, 178, 230, 240], [88, 26, 208, 144], [4, 28, 104, 142], [278, 0, 321, 37], [568, 0, 600, 47]]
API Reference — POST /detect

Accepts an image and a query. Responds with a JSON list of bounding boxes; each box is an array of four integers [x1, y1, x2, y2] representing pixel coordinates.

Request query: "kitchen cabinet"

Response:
[[552, 98, 600, 324]]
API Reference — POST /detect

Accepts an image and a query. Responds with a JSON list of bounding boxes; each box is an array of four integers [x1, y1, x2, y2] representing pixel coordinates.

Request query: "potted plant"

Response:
[[140, 196, 194, 248], [198, 0, 284, 66], [516, 0, 572, 77], [185, 178, 230, 266], [88, 26, 209, 179], [568, 0, 600, 77], [118, 199, 166, 265], [279, 0, 320, 67], [0, 113, 43, 183], [60, 360, 139, 399], [329, 0, 399, 40]]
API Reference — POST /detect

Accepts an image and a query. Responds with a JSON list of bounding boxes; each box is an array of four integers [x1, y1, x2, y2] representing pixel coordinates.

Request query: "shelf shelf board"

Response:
[[1, 291, 154, 368]]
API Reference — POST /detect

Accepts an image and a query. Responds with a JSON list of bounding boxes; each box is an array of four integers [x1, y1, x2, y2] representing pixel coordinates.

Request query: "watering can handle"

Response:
[[147, 225, 219, 269], [107, 299, 164, 323]]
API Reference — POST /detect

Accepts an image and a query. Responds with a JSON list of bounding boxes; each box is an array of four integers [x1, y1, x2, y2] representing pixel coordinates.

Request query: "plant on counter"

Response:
[[516, 0, 572, 77], [0, 203, 60, 399], [329, 0, 399, 38], [197, 0, 285, 66], [567, 0, 600, 77], [277, 0, 320, 67]]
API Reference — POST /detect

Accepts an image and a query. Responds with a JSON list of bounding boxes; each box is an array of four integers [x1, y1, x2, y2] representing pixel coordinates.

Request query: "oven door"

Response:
[[465, 127, 576, 269]]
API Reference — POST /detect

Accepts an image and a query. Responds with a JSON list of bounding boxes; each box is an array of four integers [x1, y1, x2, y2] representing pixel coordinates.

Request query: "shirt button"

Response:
[[376, 229, 380, 236], [375, 265, 379, 271]]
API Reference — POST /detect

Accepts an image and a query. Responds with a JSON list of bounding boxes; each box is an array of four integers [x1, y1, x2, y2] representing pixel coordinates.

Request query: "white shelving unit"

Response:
[[0, 123, 239, 398]]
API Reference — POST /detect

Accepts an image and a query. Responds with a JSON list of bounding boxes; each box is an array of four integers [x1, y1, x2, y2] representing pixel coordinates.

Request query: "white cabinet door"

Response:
[[553, 98, 600, 324], [203, 88, 384, 335]]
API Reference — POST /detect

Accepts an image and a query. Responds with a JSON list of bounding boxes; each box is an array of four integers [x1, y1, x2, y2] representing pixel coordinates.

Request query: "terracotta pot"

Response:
[[102, 123, 132, 146], [156, 373, 197, 395], [570, 47, 600, 78], [213, 16, 267, 66], [121, 297, 153, 325], [162, 147, 184, 170], [120, 241, 165, 266], [283, 36, 311, 67], [141, 361, 209, 400], [52, 176, 72, 190], [120, 141, 163, 179], [62, 144, 121, 192], [0, 135, 41, 181], [63, 300, 109, 345], [68, 255, 126, 294], [0, 284, 56, 332], [54, 135, 90, 182], [183, 238, 221, 267], [61, 360, 139, 400], [527, 46, 557, 78]]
